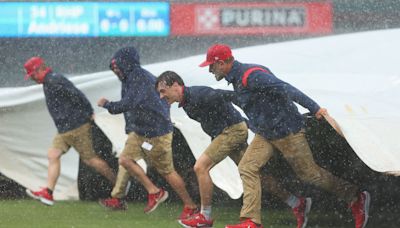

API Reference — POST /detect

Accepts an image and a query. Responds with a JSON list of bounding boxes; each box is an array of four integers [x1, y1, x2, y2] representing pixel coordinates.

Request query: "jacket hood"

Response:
[[110, 47, 141, 79]]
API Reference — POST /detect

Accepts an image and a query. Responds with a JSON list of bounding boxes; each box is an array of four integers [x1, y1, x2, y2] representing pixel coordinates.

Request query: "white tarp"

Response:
[[1, 29, 400, 200]]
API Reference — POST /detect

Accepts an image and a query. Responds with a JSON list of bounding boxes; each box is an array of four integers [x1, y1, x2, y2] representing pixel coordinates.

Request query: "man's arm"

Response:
[[215, 89, 240, 106], [201, 87, 239, 106], [98, 81, 144, 114], [247, 72, 320, 114], [280, 83, 320, 114]]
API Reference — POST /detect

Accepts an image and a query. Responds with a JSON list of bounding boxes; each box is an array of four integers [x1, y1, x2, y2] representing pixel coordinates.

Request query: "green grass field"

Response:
[[0, 200, 296, 228], [0, 199, 396, 228]]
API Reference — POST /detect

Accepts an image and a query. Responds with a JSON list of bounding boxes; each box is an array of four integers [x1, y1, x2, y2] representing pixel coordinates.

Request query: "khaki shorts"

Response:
[[122, 132, 174, 175], [204, 121, 248, 165], [52, 122, 96, 160]]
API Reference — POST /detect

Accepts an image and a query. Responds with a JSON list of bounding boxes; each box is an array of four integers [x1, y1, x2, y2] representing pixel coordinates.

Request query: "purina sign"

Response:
[[220, 7, 305, 27], [171, 2, 332, 36]]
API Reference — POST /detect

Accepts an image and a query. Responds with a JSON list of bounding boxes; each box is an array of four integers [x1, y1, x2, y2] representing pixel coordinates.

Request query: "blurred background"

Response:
[[1, 0, 399, 87]]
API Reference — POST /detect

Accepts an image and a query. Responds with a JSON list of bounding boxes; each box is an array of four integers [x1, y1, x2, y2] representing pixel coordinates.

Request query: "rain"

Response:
[[1, 0, 400, 228]]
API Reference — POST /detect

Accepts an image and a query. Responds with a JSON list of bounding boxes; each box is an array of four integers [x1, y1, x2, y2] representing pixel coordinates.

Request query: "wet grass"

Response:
[[0, 199, 397, 228]]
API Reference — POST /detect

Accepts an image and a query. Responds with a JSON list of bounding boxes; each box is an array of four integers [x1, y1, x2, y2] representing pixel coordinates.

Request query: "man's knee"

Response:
[[193, 161, 207, 174], [118, 155, 132, 168], [47, 148, 63, 161]]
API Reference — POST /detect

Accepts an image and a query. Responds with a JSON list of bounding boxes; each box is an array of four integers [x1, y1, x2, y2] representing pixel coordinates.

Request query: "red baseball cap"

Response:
[[24, 56, 44, 80], [199, 44, 233, 67]]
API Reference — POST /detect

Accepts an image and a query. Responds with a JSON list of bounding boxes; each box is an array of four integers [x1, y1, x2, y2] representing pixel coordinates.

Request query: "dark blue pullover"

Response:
[[225, 60, 320, 140], [103, 47, 173, 137], [43, 72, 93, 133], [180, 86, 244, 139]]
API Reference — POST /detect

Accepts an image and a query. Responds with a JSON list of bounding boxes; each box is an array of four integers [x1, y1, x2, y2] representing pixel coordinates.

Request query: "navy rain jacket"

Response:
[[180, 86, 244, 139], [225, 60, 320, 140], [43, 72, 93, 133], [103, 47, 173, 137]]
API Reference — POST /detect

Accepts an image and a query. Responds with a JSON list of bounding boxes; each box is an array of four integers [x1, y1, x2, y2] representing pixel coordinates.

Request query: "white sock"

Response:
[[286, 195, 300, 208], [201, 205, 212, 220]]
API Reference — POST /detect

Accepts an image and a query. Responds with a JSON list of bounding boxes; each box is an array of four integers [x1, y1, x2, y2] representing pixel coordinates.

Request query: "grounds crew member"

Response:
[[97, 47, 198, 221], [24, 56, 117, 206], [199, 44, 370, 228]]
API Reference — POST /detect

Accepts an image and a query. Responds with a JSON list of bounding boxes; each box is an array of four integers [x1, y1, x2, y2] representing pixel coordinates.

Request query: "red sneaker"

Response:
[[99, 198, 128, 210], [225, 218, 263, 228], [350, 191, 371, 228], [26, 187, 54, 206], [180, 213, 213, 227], [293, 197, 312, 228], [179, 206, 200, 220], [144, 188, 168, 214]]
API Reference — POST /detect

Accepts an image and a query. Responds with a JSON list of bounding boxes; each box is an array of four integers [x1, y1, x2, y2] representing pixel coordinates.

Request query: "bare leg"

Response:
[[84, 156, 116, 185], [194, 153, 214, 208], [163, 171, 197, 208], [47, 148, 63, 190], [119, 155, 159, 194]]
